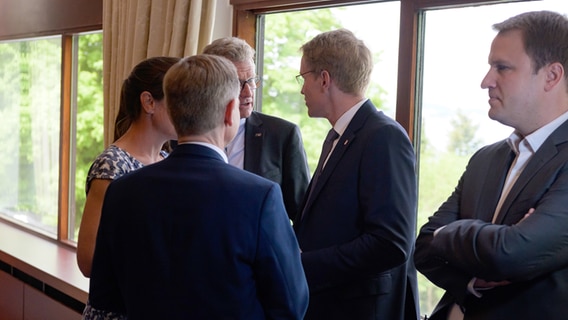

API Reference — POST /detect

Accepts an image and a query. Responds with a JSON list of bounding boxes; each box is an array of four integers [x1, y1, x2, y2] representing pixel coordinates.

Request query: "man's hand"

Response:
[[474, 278, 511, 289], [520, 208, 535, 223]]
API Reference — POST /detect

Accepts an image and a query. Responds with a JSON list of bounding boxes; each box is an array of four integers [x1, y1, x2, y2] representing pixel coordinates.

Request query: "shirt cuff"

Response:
[[467, 277, 483, 298], [433, 225, 446, 237]]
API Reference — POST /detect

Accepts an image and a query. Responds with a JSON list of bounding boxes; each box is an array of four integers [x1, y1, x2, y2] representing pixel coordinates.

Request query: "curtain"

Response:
[[102, 0, 217, 145]]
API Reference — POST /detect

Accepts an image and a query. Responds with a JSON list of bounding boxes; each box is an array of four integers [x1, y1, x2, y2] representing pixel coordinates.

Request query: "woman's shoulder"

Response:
[[87, 145, 143, 185]]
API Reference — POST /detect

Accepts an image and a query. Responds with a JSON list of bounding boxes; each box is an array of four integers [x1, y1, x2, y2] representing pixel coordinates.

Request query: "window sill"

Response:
[[0, 221, 88, 308]]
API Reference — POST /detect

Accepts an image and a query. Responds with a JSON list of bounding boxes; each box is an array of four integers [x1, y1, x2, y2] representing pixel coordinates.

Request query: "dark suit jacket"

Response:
[[294, 101, 419, 320], [88, 144, 309, 319], [415, 120, 568, 320], [244, 112, 310, 220]]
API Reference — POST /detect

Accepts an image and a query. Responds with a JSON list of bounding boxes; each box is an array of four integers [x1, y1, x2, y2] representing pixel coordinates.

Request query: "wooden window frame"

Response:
[[0, 0, 102, 245], [229, 0, 529, 143]]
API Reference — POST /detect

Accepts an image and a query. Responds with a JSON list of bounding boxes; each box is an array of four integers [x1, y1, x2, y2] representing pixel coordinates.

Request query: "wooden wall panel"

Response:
[[0, 270, 24, 320], [24, 285, 81, 320]]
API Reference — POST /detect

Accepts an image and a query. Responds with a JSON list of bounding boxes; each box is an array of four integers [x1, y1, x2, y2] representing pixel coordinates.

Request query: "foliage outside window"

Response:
[[261, 2, 399, 174], [0, 36, 62, 234], [0, 32, 103, 240], [71, 32, 104, 241]]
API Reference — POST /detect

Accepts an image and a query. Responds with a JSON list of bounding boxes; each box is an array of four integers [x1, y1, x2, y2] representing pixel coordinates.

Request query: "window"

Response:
[[70, 32, 104, 241], [259, 2, 400, 172], [0, 36, 62, 235], [233, 0, 567, 315], [419, 0, 567, 312], [0, 32, 103, 241]]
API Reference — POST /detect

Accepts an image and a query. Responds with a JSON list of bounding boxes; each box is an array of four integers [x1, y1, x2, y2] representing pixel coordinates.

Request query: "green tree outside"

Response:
[[0, 33, 103, 237], [447, 109, 482, 156], [73, 32, 104, 238], [262, 8, 388, 174]]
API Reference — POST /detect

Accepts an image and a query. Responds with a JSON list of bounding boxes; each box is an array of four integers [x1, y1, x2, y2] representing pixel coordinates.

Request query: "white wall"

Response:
[[212, 0, 232, 40]]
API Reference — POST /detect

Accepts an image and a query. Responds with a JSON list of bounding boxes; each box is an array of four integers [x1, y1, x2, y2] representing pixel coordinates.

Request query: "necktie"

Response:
[[315, 128, 339, 175], [301, 128, 339, 219]]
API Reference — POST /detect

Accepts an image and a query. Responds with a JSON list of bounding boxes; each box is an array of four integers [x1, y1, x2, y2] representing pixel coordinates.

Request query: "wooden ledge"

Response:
[[0, 221, 88, 309]]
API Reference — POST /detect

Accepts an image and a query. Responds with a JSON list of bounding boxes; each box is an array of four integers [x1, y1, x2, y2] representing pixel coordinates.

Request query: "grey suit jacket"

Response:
[[415, 119, 568, 320], [244, 111, 310, 220]]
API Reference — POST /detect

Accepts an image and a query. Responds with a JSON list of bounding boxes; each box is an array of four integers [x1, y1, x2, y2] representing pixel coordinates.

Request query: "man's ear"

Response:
[[320, 69, 331, 89], [140, 91, 155, 114], [224, 98, 238, 126], [544, 62, 564, 92]]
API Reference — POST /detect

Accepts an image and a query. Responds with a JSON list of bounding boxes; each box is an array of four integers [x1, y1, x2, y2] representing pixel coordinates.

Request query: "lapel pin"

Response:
[[255, 133, 262, 137]]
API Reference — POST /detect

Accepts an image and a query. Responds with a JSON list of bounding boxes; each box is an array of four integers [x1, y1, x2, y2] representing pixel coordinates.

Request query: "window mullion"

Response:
[[58, 35, 73, 242]]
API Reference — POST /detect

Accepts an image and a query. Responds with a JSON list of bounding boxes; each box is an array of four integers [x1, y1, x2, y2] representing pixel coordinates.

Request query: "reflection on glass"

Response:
[[0, 36, 62, 235]]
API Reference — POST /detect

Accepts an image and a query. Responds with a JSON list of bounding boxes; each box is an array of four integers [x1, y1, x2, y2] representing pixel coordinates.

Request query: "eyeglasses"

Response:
[[295, 70, 315, 85], [239, 76, 260, 92]]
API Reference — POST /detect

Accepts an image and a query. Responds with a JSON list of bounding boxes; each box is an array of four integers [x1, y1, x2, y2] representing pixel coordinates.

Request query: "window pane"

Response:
[[0, 36, 62, 235], [261, 1, 400, 174], [70, 31, 103, 242], [418, 0, 567, 315]]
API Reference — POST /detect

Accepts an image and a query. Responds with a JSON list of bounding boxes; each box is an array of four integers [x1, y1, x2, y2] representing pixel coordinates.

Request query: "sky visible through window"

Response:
[[326, 0, 566, 150], [423, 0, 567, 150]]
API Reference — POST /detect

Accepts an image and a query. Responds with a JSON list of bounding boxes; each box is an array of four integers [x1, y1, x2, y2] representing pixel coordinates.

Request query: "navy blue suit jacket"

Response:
[[294, 101, 419, 320], [89, 143, 309, 319], [415, 119, 568, 320], [244, 112, 310, 220]]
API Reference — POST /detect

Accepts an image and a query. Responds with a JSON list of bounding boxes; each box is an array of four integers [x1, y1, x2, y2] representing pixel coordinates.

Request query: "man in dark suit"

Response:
[[293, 29, 419, 320], [87, 54, 309, 319], [415, 11, 568, 320], [203, 37, 310, 220]]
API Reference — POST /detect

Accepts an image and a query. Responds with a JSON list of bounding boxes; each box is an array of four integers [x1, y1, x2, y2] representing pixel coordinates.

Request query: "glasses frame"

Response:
[[295, 70, 315, 85], [239, 76, 260, 92]]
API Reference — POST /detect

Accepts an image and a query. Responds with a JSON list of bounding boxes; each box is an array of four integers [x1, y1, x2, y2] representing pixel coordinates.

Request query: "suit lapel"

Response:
[[494, 120, 568, 224], [321, 102, 373, 178], [301, 102, 374, 218], [477, 144, 515, 222], [243, 112, 264, 173]]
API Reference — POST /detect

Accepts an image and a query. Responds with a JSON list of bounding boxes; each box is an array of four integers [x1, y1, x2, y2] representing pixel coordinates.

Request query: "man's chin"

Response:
[[240, 106, 253, 118]]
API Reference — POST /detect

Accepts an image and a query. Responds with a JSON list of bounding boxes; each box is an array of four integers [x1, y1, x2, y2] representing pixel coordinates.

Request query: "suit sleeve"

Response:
[[415, 148, 568, 300], [429, 161, 568, 282], [414, 173, 475, 304], [281, 124, 310, 221], [255, 184, 309, 319], [88, 181, 127, 315]]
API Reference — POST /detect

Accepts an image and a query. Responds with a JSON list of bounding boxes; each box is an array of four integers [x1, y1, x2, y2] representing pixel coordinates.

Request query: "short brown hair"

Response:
[[163, 54, 240, 136], [494, 10, 568, 78], [300, 29, 373, 95]]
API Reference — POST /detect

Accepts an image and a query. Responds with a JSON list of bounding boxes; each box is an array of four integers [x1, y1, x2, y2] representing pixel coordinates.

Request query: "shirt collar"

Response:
[[333, 98, 368, 136], [178, 141, 228, 163], [507, 110, 568, 154]]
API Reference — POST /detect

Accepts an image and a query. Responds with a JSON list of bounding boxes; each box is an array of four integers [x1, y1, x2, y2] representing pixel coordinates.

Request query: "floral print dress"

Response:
[[82, 145, 166, 320]]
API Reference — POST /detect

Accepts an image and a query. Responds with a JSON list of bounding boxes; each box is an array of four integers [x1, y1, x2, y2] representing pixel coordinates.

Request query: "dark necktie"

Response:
[[301, 128, 339, 219], [314, 128, 339, 176]]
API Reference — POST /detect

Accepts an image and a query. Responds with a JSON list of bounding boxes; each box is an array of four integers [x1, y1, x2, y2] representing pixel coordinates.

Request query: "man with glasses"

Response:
[[294, 29, 419, 320], [203, 37, 310, 221]]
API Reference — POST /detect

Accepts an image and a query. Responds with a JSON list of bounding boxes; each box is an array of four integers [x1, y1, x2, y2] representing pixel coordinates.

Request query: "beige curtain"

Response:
[[102, 0, 217, 145]]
